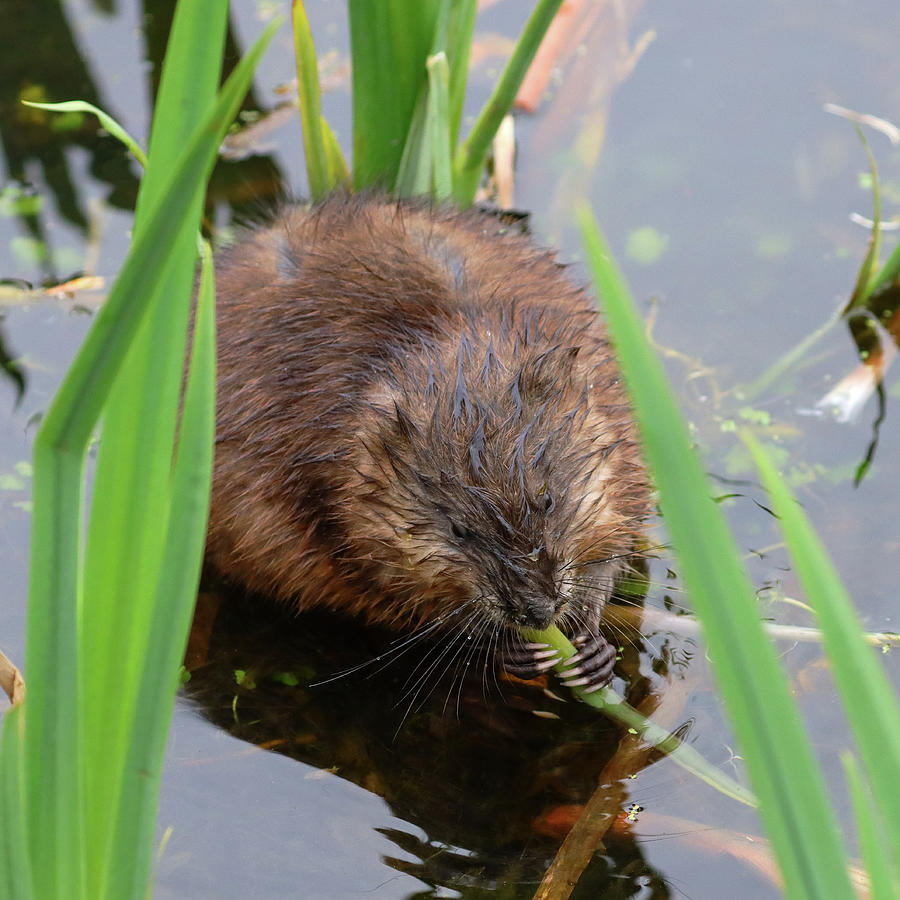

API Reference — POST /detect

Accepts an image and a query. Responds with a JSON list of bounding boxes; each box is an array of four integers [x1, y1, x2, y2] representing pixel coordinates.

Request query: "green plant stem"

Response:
[[521, 625, 757, 808], [452, 0, 563, 205]]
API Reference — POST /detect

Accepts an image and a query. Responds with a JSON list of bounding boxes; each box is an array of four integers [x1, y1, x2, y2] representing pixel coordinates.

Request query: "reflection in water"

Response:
[[0, 0, 140, 279], [182, 582, 676, 896], [0, 0, 288, 287], [0, 326, 25, 402]]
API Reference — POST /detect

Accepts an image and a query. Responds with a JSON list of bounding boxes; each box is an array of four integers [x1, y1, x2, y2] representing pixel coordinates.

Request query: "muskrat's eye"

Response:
[[544, 493, 555, 513]]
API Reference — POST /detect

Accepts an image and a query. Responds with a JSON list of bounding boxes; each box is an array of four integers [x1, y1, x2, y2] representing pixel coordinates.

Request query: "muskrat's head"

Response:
[[342, 318, 648, 635]]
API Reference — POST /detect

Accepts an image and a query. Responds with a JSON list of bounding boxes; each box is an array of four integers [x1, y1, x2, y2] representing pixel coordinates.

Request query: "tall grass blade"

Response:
[[452, 0, 563, 205], [78, 3, 228, 892], [746, 431, 900, 862], [577, 203, 855, 900], [104, 241, 217, 899], [348, 0, 440, 187], [24, 16, 278, 899], [292, 0, 332, 199], [842, 753, 898, 900]]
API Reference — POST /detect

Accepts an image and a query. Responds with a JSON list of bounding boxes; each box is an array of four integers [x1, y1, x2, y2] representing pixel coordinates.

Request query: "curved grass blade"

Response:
[[577, 203, 854, 900], [21, 100, 148, 168], [452, 0, 563, 206], [746, 430, 900, 863], [521, 625, 757, 807]]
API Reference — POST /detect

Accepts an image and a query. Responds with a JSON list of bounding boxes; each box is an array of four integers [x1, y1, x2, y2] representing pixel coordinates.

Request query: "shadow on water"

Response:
[[181, 578, 686, 897]]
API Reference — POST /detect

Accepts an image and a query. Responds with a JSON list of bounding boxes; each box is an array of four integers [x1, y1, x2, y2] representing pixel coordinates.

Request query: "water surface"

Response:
[[1, 1, 898, 897]]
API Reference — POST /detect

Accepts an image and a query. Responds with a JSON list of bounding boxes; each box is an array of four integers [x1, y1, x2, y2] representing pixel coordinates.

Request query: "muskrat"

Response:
[[206, 193, 650, 691]]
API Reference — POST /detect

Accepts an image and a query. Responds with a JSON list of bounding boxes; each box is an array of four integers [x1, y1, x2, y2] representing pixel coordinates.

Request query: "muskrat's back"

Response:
[[209, 194, 649, 688]]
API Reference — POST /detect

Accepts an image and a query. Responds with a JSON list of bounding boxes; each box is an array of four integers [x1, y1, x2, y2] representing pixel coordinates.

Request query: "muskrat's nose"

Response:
[[520, 592, 556, 630]]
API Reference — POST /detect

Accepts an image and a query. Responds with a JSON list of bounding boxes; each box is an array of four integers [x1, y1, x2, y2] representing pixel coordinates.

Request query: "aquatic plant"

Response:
[[0, 6, 278, 898]]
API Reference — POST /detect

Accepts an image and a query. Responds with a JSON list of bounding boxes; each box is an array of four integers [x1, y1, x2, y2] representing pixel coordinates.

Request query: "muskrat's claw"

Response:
[[559, 632, 617, 693], [502, 642, 561, 680]]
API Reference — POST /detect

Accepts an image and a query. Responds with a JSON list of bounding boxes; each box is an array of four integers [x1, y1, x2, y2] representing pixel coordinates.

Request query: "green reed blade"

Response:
[[104, 241, 216, 899], [577, 204, 854, 900], [78, 3, 227, 892], [452, 0, 563, 206], [842, 754, 899, 900], [293, 0, 332, 199], [24, 17, 278, 899], [0, 706, 33, 900], [348, 0, 440, 188], [747, 431, 900, 864]]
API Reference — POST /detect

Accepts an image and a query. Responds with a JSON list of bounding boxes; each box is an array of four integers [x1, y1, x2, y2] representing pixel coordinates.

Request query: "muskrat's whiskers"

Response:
[[396, 607, 481, 712], [311, 598, 480, 686], [447, 611, 492, 718], [394, 614, 483, 736]]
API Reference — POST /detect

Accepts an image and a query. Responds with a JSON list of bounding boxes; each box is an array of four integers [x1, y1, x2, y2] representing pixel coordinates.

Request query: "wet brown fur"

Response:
[[208, 193, 649, 638]]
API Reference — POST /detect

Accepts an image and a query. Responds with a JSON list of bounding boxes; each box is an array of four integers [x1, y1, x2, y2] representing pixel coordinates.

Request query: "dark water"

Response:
[[1, 1, 898, 897]]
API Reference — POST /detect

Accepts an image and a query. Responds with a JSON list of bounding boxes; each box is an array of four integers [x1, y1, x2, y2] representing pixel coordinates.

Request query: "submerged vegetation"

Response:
[[0, 1, 898, 898]]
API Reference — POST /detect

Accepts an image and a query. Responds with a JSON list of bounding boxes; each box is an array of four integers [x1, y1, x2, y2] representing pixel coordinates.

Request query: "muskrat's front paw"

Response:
[[502, 642, 561, 680], [559, 632, 616, 693]]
